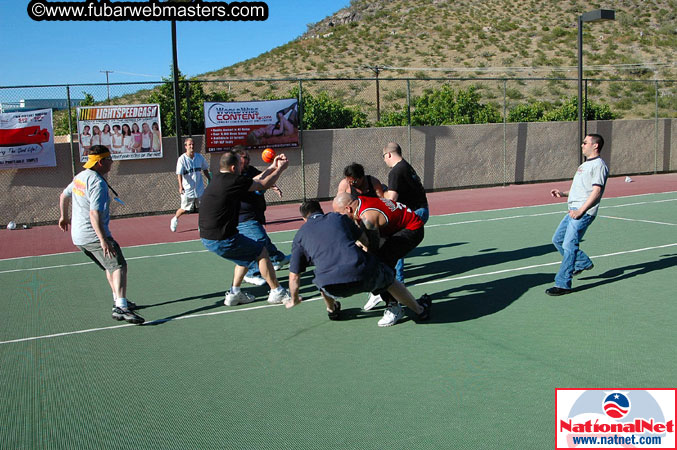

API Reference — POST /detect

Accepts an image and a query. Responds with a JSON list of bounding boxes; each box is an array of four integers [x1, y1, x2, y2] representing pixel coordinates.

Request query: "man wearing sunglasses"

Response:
[[59, 145, 144, 324], [546, 134, 609, 296]]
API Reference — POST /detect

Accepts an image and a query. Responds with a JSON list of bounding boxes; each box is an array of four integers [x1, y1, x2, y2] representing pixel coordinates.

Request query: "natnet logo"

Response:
[[556, 389, 676, 449]]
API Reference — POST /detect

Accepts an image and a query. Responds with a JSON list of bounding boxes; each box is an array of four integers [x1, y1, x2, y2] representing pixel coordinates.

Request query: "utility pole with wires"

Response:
[[364, 65, 384, 122], [100, 70, 113, 103]]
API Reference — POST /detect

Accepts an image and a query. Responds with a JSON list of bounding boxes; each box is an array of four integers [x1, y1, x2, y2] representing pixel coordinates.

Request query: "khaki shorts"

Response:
[[77, 238, 127, 273], [180, 194, 199, 212]]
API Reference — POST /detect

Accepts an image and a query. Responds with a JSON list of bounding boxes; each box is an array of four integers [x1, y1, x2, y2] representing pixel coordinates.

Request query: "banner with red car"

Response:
[[0, 109, 56, 169]]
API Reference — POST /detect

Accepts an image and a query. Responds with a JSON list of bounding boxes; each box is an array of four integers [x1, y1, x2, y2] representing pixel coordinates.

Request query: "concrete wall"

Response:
[[1, 119, 674, 226]]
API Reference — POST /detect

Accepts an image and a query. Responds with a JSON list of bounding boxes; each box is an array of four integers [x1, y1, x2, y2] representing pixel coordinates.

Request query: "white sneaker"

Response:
[[170, 217, 178, 232], [267, 288, 291, 304], [224, 291, 256, 306], [243, 275, 267, 286], [272, 254, 291, 271], [363, 293, 383, 311], [377, 304, 403, 327]]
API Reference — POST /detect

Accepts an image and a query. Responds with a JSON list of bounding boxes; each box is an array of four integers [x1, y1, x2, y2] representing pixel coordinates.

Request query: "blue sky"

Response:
[[0, 1, 350, 88]]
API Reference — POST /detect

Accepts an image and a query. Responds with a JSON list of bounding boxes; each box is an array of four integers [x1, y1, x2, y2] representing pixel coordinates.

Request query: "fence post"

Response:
[[185, 80, 192, 138], [503, 79, 507, 186], [298, 79, 306, 201], [406, 79, 412, 162], [584, 79, 589, 138], [171, 20, 182, 158], [66, 86, 76, 177], [654, 79, 659, 174]]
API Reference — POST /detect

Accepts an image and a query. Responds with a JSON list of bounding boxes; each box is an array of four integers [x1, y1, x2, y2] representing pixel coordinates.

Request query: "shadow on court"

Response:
[[286, 272, 555, 326], [575, 254, 677, 292], [142, 294, 226, 326], [142, 272, 320, 325], [425, 272, 554, 323], [135, 291, 223, 310], [406, 243, 555, 284], [408, 242, 468, 258]]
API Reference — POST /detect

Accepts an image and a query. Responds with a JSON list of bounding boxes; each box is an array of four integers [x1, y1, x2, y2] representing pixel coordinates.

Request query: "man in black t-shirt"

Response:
[[199, 150, 291, 307], [382, 142, 428, 214], [235, 148, 290, 286], [364, 142, 430, 311]]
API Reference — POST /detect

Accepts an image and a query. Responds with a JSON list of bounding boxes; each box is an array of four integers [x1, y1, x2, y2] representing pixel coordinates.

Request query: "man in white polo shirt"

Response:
[[171, 137, 211, 232]]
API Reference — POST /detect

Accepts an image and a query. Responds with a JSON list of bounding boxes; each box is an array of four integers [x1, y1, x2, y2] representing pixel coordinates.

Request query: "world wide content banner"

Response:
[[76, 104, 162, 161], [204, 98, 299, 152], [0, 109, 56, 170]]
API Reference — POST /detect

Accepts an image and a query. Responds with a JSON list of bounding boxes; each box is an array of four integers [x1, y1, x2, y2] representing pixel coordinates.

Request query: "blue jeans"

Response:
[[552, 211, 596, 289], [201, 233, 263, 267], [395, 206, 429, 282], [237, 219, 285, 277]]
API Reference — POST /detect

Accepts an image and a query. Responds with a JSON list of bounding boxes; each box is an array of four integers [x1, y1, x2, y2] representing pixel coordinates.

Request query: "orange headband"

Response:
[[83, 151, 111, 169]]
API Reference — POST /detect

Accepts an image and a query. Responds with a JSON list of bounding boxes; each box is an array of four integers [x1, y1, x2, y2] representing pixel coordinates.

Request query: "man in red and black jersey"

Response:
[[333, 193, 425, 327]]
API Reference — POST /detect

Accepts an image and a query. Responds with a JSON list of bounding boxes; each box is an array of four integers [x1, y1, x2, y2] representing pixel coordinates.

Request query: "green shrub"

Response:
[[377, 85, 501, 126]]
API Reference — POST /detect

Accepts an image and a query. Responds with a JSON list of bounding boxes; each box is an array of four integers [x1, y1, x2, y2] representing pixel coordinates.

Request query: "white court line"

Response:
[[427, 211, 562, 228], [436, 191, 677, 217], [0, 250, 208, 275], [600, 215, 676, 226], [0, 227, 297, 263], [428, 198, 677, 228], [3, 192, 675, 263], [1, 242, 675, 346], [2, 196, 676, 275], [415, 242, 677, 287], [0, 296, 322, 345]]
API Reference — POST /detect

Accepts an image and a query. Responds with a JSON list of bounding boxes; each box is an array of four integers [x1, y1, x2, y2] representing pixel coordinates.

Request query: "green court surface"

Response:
[[1, 192, 675, 449]]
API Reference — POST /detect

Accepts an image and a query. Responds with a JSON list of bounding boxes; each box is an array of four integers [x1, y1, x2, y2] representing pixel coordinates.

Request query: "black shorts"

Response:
[[376, 227, 424, 268], [321, 261, 395, 299]]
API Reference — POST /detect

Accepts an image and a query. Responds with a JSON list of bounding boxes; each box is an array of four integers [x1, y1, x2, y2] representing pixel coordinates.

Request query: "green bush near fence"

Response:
[[148, 70, 233, 136], [53, 92, 95, 135], [507, 96, 617, 123], [287, 87, 369, 130], [376, 85, 502, 126], [49, 78, 628, 136]]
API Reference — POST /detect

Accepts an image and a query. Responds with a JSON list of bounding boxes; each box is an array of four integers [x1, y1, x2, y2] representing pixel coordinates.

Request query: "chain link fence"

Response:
[[1, 76, 675, 226]]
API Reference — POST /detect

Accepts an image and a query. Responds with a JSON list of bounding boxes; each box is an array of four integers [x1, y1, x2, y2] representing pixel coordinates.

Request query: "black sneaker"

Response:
[[327, 301, 341, 321], [112, 300, 137, 310], [545, 286, 572, 296], [112, 307, 145, 324], [416, 294, 432, 321], [572, 264, 594, 276]]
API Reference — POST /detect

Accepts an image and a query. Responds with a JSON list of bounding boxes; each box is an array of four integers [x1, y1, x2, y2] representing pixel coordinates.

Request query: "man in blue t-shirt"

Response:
[[546, 133, 609, 295], [285, 200, 431, 325]]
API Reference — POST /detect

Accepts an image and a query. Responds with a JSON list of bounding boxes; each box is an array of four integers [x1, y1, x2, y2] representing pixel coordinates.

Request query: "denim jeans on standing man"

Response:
[[237, 219, 286, 278], [551, 211, 596, 289], [394, 206, 429, 282]]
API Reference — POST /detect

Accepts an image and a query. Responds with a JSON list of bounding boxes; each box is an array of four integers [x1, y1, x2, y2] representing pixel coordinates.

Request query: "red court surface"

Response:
[[1, 173, 675, 259]]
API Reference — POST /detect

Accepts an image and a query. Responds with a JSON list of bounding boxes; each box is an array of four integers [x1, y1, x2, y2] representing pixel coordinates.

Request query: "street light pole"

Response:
[[171, 20, 183, 158], [578, 9, 615, 164]]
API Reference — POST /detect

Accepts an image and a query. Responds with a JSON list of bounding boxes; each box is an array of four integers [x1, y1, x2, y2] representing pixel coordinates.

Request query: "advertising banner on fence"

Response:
[[204, 98, 299, 152], [0, 108, 56, 169], [76, 104, 162, 161]]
